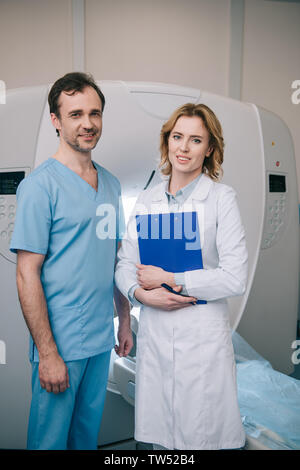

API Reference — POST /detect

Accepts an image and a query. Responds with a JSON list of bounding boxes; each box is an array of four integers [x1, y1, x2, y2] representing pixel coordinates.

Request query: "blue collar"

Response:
[[165, 174, 202, 206]]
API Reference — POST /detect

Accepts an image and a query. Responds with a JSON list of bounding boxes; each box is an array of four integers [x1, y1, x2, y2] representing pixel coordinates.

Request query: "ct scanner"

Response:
[[0, 81, 299, 450]]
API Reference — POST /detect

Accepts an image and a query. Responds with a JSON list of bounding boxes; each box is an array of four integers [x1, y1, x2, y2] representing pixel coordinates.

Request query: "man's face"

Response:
[[52, 86, 103, 153]]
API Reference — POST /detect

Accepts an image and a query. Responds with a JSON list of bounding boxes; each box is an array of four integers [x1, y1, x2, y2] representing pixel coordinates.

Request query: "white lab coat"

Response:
[[115, 174, 248, 450]]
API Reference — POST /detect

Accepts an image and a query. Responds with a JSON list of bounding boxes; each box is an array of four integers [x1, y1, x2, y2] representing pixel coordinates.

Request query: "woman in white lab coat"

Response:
[[115, 103, 248, 450]]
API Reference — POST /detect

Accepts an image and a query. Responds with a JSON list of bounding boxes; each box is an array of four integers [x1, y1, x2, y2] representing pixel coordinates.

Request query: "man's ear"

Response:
[[50, 113, 61, 134]]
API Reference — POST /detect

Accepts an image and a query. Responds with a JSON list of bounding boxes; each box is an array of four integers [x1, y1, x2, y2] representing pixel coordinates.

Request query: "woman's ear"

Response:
[[206, 146, 213, 157]]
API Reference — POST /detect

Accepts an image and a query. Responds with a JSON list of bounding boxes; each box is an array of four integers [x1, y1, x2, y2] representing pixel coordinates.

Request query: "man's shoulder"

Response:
[[22, 158, 55, 184], [17, 159, 56, 196]]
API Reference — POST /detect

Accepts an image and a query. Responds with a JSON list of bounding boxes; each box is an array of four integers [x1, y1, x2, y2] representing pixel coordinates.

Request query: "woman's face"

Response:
[[168, 115, 212, 181]]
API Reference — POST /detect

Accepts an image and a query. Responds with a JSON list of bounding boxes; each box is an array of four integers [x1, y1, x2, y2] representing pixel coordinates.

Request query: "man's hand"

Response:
[[134, 286, 197, 311], [113, 281, 133, 358], [38, 351, 70, 394], [136, 264, 175, 290], [115, 322, 133, 358]]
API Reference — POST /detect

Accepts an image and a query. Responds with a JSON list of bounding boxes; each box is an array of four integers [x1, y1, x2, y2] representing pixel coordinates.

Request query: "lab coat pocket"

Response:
[[203, 324, 234, 360]]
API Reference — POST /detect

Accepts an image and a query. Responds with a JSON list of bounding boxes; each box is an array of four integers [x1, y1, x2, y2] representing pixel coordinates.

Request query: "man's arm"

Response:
[[113, 285, 133, 357], [16, 250, 69, 394], [114, 242, 133, 357]]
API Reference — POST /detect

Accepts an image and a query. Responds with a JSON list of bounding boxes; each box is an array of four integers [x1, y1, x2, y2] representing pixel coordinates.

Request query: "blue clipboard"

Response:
[[136, 212, 206, 304]]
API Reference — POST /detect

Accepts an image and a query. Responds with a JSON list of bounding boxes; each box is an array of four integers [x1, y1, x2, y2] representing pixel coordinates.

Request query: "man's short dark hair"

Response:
[[48, 72, 105, 136]]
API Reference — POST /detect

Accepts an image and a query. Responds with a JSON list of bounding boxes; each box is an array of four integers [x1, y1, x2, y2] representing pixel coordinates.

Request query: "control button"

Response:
[[0, 205, 5, 211], [8, 222, 14, 229], [8, 213, 14, 219], [0, 213, 5, 219], [1, 231, 7, 239], [8, 205, 15, 211], [0, 197, 4, 203]]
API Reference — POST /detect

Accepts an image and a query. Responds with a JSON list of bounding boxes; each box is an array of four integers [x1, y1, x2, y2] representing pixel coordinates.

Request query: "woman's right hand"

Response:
[[134, 286, 197, 311]]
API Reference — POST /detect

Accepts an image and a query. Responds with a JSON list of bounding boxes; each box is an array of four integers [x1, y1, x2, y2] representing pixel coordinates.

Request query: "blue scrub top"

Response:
[[10, 158, 125, 362]]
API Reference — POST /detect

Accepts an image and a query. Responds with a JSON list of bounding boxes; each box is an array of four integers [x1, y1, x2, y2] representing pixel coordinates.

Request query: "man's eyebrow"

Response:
[[68, 109, 82, 115], [67, 108, 102, 115]]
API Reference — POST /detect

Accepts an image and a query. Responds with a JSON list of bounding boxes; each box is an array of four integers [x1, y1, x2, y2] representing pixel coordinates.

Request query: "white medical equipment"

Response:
[[100, 312, 300, 450], [0, 81, 298, 449]]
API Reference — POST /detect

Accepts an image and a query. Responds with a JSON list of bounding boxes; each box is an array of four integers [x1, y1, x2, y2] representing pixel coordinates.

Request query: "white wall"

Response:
[[242, 0, 300, 197], [85, 0, 231, 96], [0, 0, 73, 88]]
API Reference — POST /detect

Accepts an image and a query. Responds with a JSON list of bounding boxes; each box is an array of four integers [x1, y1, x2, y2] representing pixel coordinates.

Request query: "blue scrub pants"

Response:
[[27, 350, 111, 450]]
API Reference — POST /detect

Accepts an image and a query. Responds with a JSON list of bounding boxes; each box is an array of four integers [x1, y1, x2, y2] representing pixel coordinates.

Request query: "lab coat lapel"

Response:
[[150, 174, 213, 204], [149, 182, 169, 214], [148, 175, 213, 249], [183, 174, 214, 249], [189, 173, 213, 203]]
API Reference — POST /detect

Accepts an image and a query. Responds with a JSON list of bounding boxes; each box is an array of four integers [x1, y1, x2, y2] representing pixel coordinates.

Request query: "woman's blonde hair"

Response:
[[159, 103, 224, 181]]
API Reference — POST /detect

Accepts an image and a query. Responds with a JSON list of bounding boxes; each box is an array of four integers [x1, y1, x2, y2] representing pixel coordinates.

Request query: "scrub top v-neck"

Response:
[[50, 157, 102, 202], [10, 157, 124, 362]]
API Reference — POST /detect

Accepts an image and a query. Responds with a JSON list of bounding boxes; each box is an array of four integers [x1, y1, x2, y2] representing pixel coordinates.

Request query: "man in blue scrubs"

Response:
[[10, 72, 133, 450]]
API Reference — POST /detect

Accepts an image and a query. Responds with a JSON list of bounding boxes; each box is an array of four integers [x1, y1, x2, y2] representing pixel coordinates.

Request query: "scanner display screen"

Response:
[[269, 174, 286, 193], [0, 171, 25, 195]]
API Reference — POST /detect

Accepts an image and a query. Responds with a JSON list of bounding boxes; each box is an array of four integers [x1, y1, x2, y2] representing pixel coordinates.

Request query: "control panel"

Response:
[[0, 168, 30, 262]]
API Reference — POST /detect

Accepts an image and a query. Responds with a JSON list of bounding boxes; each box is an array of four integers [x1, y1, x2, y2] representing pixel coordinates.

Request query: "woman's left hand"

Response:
[[136, 264, 175, 290]]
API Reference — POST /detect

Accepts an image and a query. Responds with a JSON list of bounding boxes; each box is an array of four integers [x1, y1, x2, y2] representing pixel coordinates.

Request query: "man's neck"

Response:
[[53, 141, 94, 174]]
